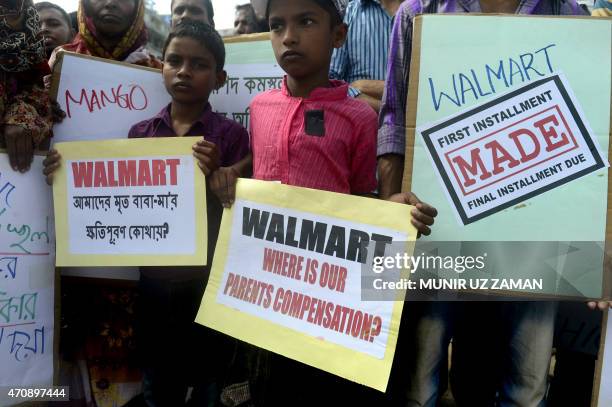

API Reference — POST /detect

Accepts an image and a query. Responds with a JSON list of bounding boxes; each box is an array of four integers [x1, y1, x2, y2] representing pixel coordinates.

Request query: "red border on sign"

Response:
[[444, 105, 579, 197]]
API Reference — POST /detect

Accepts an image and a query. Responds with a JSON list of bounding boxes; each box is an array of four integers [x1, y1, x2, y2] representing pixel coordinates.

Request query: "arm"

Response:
[[356, 93, 381, 113], [352, 80, 385, 100], [377, 4, 414, 198]]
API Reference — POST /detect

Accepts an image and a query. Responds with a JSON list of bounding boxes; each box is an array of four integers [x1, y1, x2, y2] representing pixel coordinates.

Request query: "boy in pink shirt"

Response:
[[211, 0, 438, 403]]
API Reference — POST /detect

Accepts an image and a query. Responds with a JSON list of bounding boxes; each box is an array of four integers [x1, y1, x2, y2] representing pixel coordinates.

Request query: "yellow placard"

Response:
[[196, 179, 417, 391], [53, 137, 207, 267]]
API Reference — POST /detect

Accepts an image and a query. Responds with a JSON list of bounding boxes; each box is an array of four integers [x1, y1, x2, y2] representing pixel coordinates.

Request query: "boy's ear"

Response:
[[332, 22, 348, 49], [215, 70, 228, 90]]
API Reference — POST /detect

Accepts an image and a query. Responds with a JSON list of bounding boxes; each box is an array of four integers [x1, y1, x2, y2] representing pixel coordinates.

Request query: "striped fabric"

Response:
[[330, 0, 393, 85], [592, 0, 612, 15], [250, 78, 378, 194]]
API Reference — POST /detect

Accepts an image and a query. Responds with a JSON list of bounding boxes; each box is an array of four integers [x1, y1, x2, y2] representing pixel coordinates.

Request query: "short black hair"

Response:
[[266, 0, 342, 27], [34, 2, 72, 28], [163, 20, 225, 72], [171, 0, 215, 25]]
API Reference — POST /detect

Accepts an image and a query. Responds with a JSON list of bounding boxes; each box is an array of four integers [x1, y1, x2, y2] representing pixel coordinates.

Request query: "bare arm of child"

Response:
[[42, 149, 61, 185], [209, 153, 253, 208]]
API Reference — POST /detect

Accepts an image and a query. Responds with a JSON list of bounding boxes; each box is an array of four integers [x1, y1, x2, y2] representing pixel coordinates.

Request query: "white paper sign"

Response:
[[66, 155, 195, 256], [418, 74, 608, 225], [216, 199, 408, 359], [0, 154, 55, 405], [52, 52, 171, 142]]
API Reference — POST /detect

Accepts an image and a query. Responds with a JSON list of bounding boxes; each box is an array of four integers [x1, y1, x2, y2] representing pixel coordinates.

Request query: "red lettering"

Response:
[[93, 161, 108, 187], [106, 161, 119, 187], [224, 272, 235, 295], [484, 140, 520, 175], [137, 160, 152, 186], [452, 148, 492, 187], [166, 159, 180, 185], [152, 159, 166, 186], [508, 129, 541, 163], [535, 114, 569, 152], [64, 84, 150, 117], [118, 160, 137, 186], [262, 248, 274, 272], [71, 162, 93, 188], [130, 85, 149, 111]]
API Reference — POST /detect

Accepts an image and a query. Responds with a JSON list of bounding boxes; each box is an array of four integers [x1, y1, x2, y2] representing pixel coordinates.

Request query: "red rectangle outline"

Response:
[[443, 105, 579, 197]]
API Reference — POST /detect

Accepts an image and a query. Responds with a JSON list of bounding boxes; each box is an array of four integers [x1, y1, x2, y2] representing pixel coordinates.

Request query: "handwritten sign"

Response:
[[53, 138, 207, 267], [404, 15, 611, 298], [51, 52, 171, 142], [196, 179, 416, 391], [419, 74, 607, 225], [0, 153, 55, 403]]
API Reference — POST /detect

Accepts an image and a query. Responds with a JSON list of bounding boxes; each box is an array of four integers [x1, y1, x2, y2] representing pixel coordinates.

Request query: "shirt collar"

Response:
[[280, 76, 349, 101], [155, 102, 214, 133]]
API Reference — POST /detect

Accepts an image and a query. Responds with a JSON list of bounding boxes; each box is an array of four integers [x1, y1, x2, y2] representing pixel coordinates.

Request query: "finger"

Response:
[[15, 135, 27, 172], [42, 162, 60, 176], [598, 301, 609, 311], [42, 153, 60, 167], [227, 173, 237, 207], [416, 202, 438, 218], [587, 301, 597, 310], [411, 208, 435, 226], [197, 161, 212, 176], [405, 192, 422, 206], [197, 139, 216, 148], [411, 219, 431, 236], [220, 172, 231, 208], [5, 132, 18, 170], [192, 145, 217, 155], [193, 153, 216, 170], [23, 134, 33, 172]]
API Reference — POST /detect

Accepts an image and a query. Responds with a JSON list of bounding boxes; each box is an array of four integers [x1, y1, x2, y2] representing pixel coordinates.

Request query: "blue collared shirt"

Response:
[[330, 0, 394, 96]]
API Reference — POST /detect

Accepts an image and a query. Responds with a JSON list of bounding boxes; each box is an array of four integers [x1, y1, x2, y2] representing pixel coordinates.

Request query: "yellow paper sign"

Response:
[[196, 179, 417, 391], [53, 137, 207, 267]]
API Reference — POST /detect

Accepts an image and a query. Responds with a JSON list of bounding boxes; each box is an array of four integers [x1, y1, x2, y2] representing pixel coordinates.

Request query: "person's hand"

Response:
[[388, 192, 438, 237], [209, 166, 240, 208], [193, 139, 220, 176], [3, 125, 34, 172], [51, 100, 66, 124], [587, 301, 612, 311], [42, 149, 61, 185]]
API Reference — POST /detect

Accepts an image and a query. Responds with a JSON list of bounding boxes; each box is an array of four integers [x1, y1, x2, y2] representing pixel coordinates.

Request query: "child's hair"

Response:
[[34, 1, 73, 28], [266, 0, 342, 27], [162, 20, 226, 72], [171, 0, 215, 24]]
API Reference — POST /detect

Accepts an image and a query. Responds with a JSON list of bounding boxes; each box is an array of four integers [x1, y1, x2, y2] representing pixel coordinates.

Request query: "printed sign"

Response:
[[53, 138, 207, 267], [0, 154, 55, 405], [197, 179, 416, 391], [419, 75, 608, 225], [419, 74, 608, 225]]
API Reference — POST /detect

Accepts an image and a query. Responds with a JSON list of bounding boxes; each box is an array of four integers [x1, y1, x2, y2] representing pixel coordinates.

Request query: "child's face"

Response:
[[163, 36, 225, 105], [268, 0, 346, 81]]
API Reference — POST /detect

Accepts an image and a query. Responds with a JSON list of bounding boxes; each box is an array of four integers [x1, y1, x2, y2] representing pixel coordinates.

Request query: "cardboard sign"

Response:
[[197, 179, 417, 391], [0, 154, 55, 404], [53, 138, 207, 267], [50, 52, 171, 143], [420, 74, 607, 225], [403, 15, 611, 299]]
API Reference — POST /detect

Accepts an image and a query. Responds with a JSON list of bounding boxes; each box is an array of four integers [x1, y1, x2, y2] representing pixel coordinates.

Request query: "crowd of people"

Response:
[[1, 0, 611, 406]]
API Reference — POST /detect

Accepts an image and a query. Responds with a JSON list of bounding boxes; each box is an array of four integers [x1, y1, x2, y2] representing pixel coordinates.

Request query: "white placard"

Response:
[[0, 154, 55, 406]]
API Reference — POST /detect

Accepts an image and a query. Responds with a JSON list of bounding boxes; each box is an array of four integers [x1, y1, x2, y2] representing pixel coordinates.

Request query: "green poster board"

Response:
[[403, 15, 611, 299]]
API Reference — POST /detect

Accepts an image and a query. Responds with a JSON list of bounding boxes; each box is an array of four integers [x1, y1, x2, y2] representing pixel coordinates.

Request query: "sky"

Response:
[[35, 0, 244, 29]]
